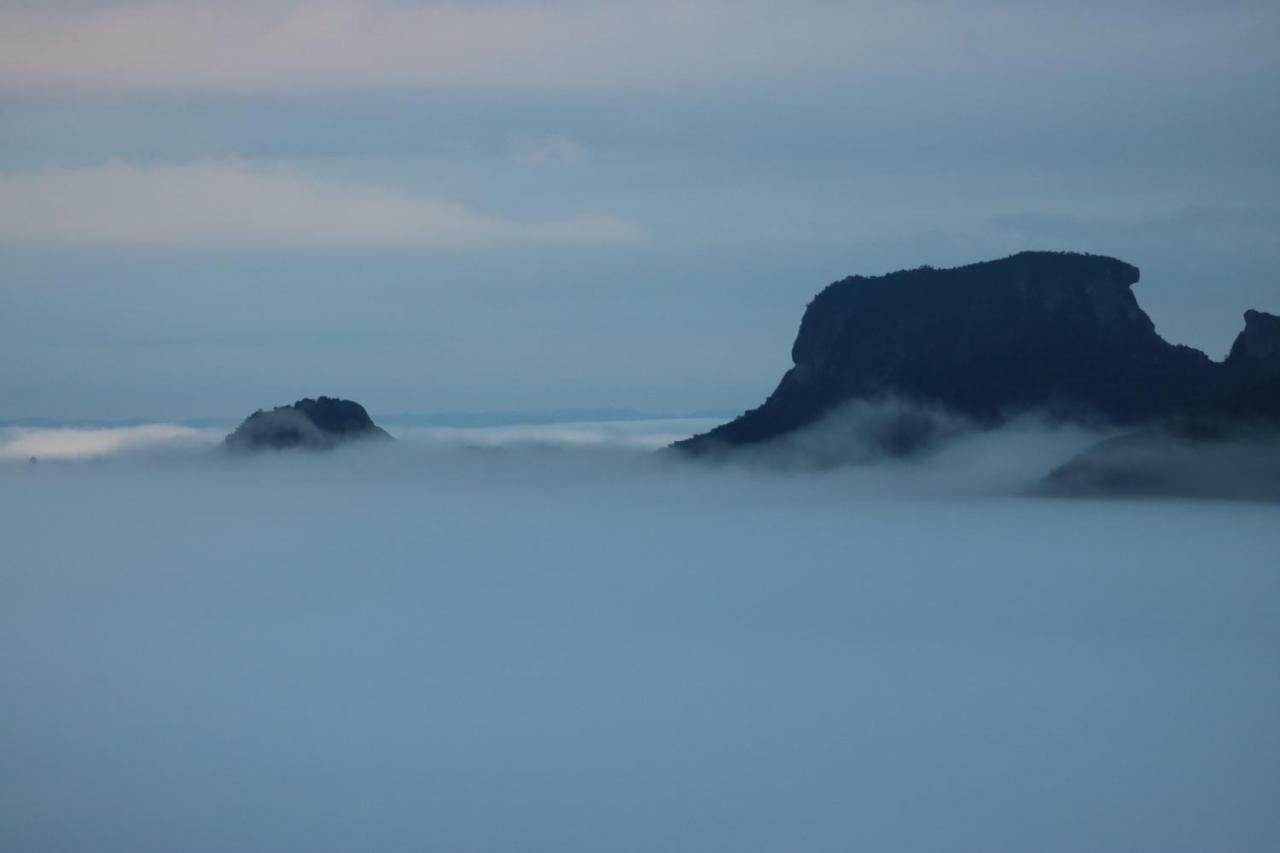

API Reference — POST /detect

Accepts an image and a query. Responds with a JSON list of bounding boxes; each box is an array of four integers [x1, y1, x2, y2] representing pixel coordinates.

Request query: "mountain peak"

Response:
[[225, 396, 392, 452]]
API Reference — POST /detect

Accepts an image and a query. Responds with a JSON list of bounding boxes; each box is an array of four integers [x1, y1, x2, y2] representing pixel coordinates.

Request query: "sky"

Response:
[[2, 0, 1279, 421]]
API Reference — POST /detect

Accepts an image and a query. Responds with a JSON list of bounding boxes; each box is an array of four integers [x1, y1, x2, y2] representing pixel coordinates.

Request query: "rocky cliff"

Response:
[[675, 251, 1278, 453], [224, 397, 392, 451]]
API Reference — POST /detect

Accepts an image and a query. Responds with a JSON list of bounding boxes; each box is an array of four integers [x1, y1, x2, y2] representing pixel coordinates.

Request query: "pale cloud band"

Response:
[[0, 162, 645, 250], [0, 424, 220, 460], [0, 1, 1273, 97]]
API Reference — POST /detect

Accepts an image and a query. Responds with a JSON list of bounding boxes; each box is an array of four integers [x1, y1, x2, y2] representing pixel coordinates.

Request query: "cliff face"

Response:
[[224, 397, 392, 451], [1227, 310, 1280, 371], [676, 252, 1275, 453]]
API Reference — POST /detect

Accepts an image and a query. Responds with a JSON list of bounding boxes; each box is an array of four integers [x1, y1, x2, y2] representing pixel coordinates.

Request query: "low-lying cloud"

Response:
[[0, 162, 645, 251], [1041, 425, 1280, 501], [0, 423, 221, 461], [2, 414, 1277, 853], [0, 418, 718, 462], [8, 406, 1278, 502], [677, 398, 1280, 501]]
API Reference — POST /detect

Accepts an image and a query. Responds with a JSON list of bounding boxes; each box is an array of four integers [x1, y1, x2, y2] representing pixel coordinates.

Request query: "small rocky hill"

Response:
[[224, 397, 392, 451]]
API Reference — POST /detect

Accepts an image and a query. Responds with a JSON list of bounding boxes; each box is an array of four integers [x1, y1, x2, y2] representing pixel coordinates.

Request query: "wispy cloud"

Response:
[[0, 424, 219, 460], [0, 1, 1272, 97], [0, 162, 645, 250], [511, 134, 586, 166]]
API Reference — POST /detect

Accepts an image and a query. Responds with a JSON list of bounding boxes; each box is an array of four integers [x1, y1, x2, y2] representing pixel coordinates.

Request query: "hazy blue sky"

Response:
[[2, 0, 1278, 420]]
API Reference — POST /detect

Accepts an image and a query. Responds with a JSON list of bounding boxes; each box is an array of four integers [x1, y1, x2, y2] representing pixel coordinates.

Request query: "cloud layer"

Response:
[[3, 433, 1278, 852], [0, 1, 1274, 96], [0, 423, 219, 460], [0, 418, 719, 460], [0, 162, 644, 250]]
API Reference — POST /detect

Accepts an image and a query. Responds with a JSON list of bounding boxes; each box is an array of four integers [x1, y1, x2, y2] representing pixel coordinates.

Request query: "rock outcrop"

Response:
[[675, 251, 1278, 454], [224, 397, 392, 452], [1220, 309, 1280, 421]]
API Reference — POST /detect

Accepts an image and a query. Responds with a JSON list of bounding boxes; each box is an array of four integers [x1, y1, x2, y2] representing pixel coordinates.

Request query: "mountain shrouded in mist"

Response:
[[224, 397, 392, 452], [677, 251, 1280, 454]]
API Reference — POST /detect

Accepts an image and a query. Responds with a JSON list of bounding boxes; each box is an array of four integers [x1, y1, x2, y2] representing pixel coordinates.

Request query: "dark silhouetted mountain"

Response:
[[224, 397, 392, 451], [675, 252, 1278, 454], [1221, 309, 1280, 421]]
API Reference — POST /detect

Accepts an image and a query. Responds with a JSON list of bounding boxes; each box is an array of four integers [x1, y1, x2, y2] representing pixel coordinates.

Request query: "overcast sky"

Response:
[[2, 0, 1278, 420]]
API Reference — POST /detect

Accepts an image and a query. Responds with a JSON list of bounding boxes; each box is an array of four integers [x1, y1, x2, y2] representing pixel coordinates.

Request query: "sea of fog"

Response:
[[2, 418, 1278, 852]]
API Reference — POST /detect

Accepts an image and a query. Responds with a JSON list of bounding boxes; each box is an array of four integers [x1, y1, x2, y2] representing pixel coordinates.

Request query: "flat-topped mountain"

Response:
[[224, 397, 392, 451], [676, 251, 1279, 453]]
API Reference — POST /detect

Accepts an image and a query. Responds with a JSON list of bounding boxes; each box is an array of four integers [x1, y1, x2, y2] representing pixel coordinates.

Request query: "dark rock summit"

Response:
[[224, 397, 392, 452], [1220, 309, 1280, 421], [1228, 309, 1280, 372], [676, 251, 1278, 454]]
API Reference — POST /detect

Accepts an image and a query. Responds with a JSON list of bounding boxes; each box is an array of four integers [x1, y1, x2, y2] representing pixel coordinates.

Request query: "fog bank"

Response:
[[2, 424, 1278, 852]]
